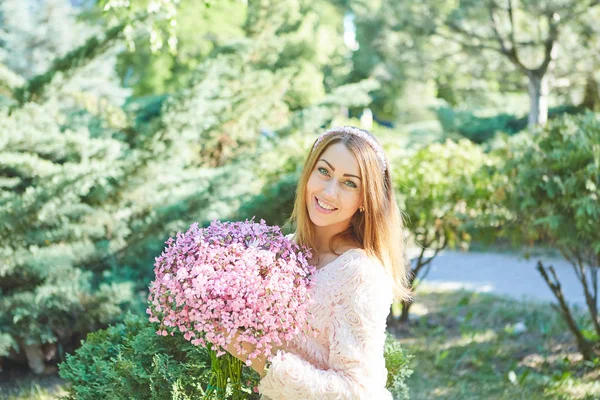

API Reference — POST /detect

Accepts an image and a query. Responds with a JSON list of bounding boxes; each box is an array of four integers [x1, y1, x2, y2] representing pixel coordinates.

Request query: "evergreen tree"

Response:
[[0, 101, 140, 373], [1, 0, 379, 374], [0, 0, 88, 78]]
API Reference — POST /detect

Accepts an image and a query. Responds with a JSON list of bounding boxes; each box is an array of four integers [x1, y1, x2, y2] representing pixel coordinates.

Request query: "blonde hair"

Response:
[[285, 127, 412, 302]]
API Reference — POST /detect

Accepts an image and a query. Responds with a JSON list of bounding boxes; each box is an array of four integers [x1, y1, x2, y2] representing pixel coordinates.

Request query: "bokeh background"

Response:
[[0, 0, 599, 398]]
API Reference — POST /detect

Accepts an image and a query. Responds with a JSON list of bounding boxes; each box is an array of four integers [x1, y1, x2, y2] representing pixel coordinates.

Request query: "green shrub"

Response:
[[235, 173, 299, 228], [60, 316, 414, 399], [385, 333, 413, 400], [435, 104, 584, 143], [0, 333, 15, 359], [392, 139, 505, 320], [59, 314, 261, 400], [498, 112, 600, 360], [499, 113, 600, 250]]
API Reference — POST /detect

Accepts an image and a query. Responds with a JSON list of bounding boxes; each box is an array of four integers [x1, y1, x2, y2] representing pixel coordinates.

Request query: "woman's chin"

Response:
[[307, 209, 329, 226], [309, 210, 347, 228]]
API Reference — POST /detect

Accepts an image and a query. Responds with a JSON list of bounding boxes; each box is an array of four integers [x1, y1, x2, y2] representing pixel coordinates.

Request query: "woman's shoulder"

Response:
[[334, 249, 394, 309], [337, 248, 389, 282]]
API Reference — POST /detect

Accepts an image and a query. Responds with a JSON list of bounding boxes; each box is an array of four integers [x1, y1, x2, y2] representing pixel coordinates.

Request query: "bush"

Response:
[[497, 112, 600, 360], [60, 316, 414, 399], [0, 333, 15, 359], [385, 333, 413, 400], [59, 314, 261, 400], [392, 139, 503, 321], [435, 104, 584, 143], [235, 173, 299, 228]]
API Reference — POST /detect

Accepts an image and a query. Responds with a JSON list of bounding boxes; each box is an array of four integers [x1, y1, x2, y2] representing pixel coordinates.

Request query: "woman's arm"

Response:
[[258, 259, 393, 399]]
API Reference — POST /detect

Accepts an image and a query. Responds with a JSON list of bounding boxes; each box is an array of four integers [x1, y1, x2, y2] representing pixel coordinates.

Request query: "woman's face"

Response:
[[305, 142, 363, 230]]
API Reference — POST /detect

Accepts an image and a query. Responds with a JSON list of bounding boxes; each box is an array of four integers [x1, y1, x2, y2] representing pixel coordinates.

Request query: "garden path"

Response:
[[410, 249, 587, 306]]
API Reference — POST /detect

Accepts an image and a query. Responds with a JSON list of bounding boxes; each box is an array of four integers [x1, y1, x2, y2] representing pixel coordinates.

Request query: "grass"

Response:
[[390, 287, 600, 400], [1, 288, 598, 400], [0, 374, 67, 400]]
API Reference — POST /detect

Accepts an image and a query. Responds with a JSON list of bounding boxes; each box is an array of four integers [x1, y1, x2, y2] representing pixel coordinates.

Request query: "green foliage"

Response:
[[2, 43, 295, 365], [436, 104, 585, 143], [58, 314, 254, 400], [102, 0, 350, 100], [158, 46, 293, 167], [384, 333, 413, 400], [0, 102, 141, 354], [393, 139, 501, 253], [0, 332, 16, 358], [366, 0, 600, 125], [235, 173, 299, 228], [233, 127, 315, 228], [59, 315, 413, 399], [0, 0, 88, 79], [349, 1, 452, 122], [112, 0, 247, 96], [390, 138, 507, 322], [499, 113, 600, 254], [496, 112, 600, 359], [0, 0, 132, 109], [436, 107, 523, 143], [284, 62, 326, 111], [13, 21, 129, 105], [350, 10, 405, 121]]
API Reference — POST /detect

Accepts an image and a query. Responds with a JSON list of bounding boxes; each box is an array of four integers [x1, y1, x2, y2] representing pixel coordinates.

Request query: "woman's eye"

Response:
[[318, 167, 329, 176], [345, 181, 357, 188]]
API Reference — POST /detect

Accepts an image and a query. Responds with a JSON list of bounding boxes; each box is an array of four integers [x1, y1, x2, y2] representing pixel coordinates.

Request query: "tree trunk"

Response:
[[536, 261, 596, 361], [581, 74, 600, 111], [399, 299, 413, 323], [22, 343, 46, 375], [528, 73, 549, 126]]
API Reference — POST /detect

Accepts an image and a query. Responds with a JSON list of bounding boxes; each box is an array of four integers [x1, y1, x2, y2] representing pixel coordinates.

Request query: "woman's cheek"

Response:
[[345, 188, 359, 202]]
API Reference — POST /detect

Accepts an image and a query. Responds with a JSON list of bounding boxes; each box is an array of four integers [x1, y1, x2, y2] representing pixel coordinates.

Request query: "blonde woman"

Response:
[[226, 126, 412, 399]]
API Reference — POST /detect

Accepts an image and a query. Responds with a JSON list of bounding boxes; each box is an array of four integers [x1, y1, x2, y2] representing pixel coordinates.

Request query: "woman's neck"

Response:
[[313, 222, 354, 254]]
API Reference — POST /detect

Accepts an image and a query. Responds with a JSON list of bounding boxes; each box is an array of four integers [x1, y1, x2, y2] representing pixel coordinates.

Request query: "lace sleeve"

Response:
[[257, 255, 393, 399]]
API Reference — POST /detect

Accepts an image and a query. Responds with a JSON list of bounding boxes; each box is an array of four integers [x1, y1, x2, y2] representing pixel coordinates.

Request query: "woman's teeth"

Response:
[[317, 198, 336, 210]]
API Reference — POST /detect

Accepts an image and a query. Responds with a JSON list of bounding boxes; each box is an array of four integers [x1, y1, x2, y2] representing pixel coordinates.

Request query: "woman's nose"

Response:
[[323, 179, 338, 197]]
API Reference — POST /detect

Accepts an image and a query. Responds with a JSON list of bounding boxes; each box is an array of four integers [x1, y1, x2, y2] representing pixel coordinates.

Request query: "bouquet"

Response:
[[147, 219, 315, 399]]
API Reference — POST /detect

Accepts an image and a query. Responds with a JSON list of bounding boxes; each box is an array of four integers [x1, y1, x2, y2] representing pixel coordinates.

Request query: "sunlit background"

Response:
[[1, 0, 599, 398]]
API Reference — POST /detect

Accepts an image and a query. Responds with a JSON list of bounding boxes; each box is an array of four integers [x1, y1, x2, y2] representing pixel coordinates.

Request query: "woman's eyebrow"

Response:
[[319, 159, 362, 180]]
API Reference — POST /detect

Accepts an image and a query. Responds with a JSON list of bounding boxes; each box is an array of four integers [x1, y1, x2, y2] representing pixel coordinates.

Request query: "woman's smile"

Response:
[[314, 196, 338, 213]]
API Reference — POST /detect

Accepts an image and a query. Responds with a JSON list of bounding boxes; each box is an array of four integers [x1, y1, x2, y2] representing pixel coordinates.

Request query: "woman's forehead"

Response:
[[319, 143, 361, 177]]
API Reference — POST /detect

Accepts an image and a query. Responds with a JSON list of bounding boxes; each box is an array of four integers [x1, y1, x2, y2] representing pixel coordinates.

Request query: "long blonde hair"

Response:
[[285, 127, 412, 302]]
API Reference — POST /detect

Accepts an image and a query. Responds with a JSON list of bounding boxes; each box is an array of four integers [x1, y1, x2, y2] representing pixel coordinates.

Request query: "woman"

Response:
[[226, 126, 412, 399]]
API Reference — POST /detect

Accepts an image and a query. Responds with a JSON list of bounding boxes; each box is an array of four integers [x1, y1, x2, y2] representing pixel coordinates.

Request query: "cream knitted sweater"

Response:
[[258, 247, 394, 400]]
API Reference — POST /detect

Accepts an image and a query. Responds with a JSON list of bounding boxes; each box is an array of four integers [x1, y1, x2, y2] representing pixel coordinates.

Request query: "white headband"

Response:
[[312, 126, 387, 173]]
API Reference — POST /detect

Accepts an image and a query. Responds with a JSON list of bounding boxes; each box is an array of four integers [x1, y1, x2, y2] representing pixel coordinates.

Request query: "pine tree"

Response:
[[0, 0, 379, 374], [0, 0, 87, 78]]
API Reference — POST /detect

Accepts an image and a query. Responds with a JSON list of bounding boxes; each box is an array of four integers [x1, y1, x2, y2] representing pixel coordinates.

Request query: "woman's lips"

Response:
[[314, 196, 337, 214]]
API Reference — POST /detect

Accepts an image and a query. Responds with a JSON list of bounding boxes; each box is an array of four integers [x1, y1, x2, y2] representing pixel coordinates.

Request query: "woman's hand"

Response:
[[222, 329, 279, 378]]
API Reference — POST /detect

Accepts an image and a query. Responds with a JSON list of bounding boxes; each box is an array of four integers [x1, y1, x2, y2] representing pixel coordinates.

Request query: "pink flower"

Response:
[[147, 219, 315, 363]]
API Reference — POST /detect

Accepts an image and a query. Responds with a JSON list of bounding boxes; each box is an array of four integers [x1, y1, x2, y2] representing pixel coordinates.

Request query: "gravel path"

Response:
[[411, 249, 588, 306]]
